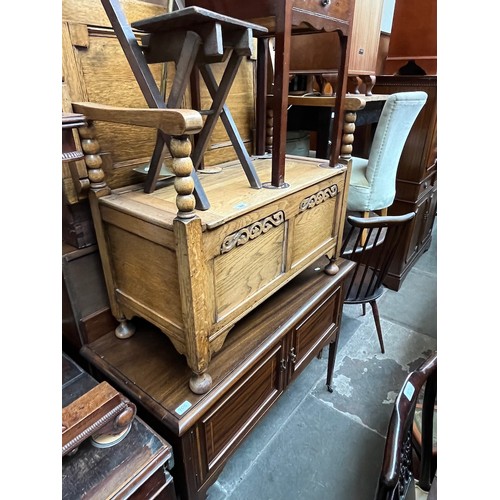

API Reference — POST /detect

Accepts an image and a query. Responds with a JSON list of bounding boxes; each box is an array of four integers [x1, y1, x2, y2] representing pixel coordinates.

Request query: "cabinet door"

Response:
[[195, 339, 286, 484], [390, 188, 434, 270], [417, 185, 437, 249], [289, 287, 342, 380]]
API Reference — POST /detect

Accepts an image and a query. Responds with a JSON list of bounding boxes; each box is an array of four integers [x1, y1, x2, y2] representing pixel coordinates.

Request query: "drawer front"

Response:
[[292, 0, 354, 31], [184, 0, 353, 34], [129, 467, 176, 500], [198, 342, 285, 480], [395, 170, 436, 204], [291, 287, 341, 377]]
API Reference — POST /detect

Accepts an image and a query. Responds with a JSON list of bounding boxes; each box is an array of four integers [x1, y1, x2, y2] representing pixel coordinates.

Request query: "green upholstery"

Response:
[[347, 92, 427, 212]]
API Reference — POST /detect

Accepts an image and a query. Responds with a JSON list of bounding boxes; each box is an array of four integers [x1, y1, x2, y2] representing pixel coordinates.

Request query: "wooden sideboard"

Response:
[[81, 257, 355, 500]]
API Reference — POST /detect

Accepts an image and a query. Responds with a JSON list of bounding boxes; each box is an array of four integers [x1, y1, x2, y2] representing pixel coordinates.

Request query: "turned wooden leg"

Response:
[[348, 75, 361, 94], [78, 121, 134, 337], [360, 75, 376, 96], [171, 135, 213, 394], [340, 110, 357, 165], [321, 73, 337, 96], [265, 106, 273, 154]]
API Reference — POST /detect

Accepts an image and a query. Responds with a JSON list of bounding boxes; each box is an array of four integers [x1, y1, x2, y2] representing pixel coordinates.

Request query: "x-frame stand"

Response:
[[102, 0, 268, 209]]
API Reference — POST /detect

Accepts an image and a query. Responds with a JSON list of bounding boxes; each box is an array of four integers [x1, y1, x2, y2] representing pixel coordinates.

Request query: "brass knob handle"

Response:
[[321, 0, 330, 6]]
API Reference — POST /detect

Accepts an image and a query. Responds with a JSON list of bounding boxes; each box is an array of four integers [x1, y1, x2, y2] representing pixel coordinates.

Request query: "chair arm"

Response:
[[71, 102, 204, 136]]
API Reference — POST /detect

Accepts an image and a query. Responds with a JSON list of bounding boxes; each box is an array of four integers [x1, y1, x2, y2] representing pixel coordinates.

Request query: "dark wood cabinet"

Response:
[[62, 243, 117, 358], [62, 353, 177, 500], [371, 75, 437, 290], [80, 258, 354, 500], [383, 0, 437, 76]]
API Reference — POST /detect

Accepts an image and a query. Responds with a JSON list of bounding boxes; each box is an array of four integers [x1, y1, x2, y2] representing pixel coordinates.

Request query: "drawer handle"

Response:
[[280, 359, 287, 371], [321, 0, 330, 6], [290, 347, 297, 365]]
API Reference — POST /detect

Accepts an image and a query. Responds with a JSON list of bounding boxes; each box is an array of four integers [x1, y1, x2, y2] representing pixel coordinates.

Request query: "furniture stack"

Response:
[[62, 0, 358, 497]]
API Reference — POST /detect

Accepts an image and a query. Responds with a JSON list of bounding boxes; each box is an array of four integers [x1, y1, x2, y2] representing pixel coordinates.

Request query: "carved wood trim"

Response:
[[220, 210, 285, 254], [299, 185, 338, 211]]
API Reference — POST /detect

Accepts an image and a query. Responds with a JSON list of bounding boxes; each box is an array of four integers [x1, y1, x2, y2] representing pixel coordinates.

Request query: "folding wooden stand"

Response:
[[102, 0, 268, 208]]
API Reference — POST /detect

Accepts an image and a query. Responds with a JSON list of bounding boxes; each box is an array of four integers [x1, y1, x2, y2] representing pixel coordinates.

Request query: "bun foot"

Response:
[[115, 319, 136, 339], [324, 258, 339, 275], [189, 372, 213, 395]]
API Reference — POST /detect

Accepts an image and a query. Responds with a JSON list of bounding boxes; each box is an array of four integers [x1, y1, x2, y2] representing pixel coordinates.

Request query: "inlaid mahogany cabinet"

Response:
[[81, 257, 355, 500]]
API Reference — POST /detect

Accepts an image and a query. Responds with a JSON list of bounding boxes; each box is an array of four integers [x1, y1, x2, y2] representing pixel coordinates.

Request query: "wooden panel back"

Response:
[[290, 32, 341, 73], [62, 0, 168, 192], [62, 0, 257, 192], [348, 0, 383, 74], [63, 0, 168, 27], [384, 0, 437, 75]]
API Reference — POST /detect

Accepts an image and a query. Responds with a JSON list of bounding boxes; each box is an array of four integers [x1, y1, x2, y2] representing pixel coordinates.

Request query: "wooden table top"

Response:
[[131, 5, 268, 34], [101, 155, 347, 230], [268, 93, 389, 111]]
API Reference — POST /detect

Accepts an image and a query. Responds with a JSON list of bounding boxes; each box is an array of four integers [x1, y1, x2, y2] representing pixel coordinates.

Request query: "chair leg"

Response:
[[326, 340, 338, 393], [369, 300, 385, 353], [361, 303, 366, 316]]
